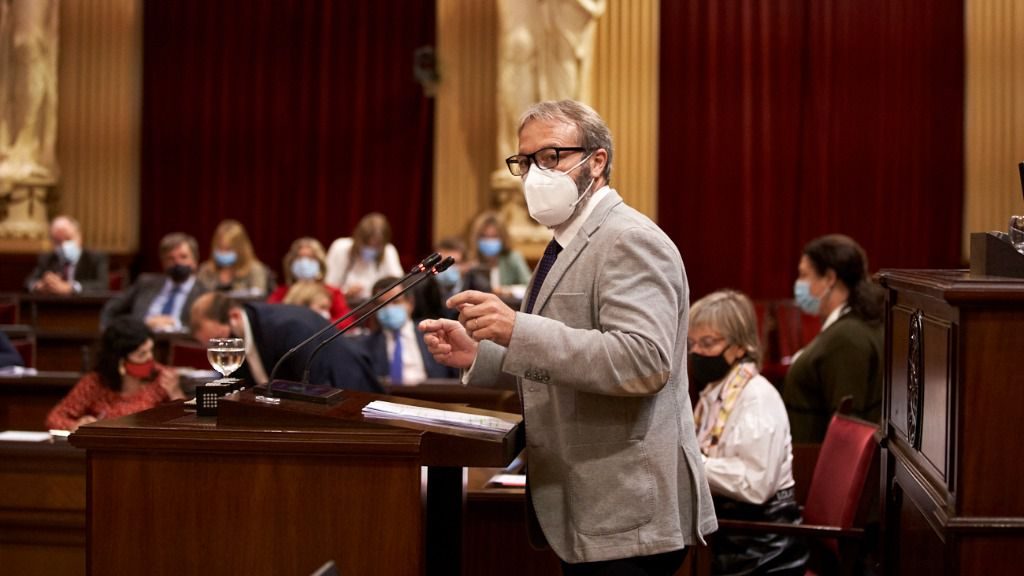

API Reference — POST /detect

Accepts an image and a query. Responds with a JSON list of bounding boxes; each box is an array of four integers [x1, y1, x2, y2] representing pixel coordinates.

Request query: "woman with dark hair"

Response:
[[782, 234, 884, 442], [45, 317, 184, 431]]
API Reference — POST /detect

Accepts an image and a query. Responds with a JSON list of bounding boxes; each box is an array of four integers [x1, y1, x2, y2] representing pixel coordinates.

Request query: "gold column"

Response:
[[591, 0, 660, 219], [433, 0, 499, 243], [57, 0, 141, 253], [965, 0, 1024, 255]]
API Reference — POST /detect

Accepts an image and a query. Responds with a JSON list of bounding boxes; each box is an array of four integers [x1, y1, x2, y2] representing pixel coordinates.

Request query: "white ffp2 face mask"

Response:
[[523, 154, 594, 227]]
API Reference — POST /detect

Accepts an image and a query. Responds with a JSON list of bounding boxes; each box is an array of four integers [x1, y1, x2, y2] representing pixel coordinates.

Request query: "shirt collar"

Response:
[[237, 309, 268, 385], [164, 275, 196, 293], [552, 185, 612, 248], [821, 303, 850, 332]]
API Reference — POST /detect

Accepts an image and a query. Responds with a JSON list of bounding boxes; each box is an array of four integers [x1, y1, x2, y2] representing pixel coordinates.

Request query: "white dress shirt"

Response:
[[145, 276, 197, 331], [385, 320, 427, 385], [238, 310, 268, 385], [462, 185, 613, 386], [697, 370, 796, 504]]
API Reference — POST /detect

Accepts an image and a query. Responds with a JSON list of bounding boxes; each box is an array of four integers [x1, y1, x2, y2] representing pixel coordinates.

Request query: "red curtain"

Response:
[[140, 0, 435, 276], [659, 0, 964, 300]]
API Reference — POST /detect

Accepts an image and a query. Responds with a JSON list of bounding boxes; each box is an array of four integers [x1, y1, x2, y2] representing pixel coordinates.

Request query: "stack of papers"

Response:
[[0, 366, 39, 377], [362, 400, 516, 433], [0, 430, 52, 442], [487, 473, 526, 487]]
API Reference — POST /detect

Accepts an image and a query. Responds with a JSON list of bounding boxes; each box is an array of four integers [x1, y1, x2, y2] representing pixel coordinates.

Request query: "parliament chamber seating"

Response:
[[707, 409, 879, 576], [0, 282, 837, 575], [2, 324, 36, 368]]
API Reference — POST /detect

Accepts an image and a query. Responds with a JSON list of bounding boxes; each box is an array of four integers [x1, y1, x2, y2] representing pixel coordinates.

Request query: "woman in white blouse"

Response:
[[324, 212, 404, 304], [689, 289, 808, 575]]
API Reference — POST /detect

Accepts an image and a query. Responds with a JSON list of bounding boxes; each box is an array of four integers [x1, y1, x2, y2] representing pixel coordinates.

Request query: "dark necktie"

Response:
[[161, 284, 181, 316], [526, 239, 562, 314], [389, 330, 403, 384]]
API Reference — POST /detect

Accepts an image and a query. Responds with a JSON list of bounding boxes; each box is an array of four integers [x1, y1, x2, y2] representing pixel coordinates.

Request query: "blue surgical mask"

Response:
[[477, 238, 503, 258], [794, 280, 820, 315], [436, 265, 461, 288], [376, 305, 407, 331], [361, 246, 380, 263], [291, 257, 320, 281], [61, 240, 82, 265], [214, 250, 237, 267]]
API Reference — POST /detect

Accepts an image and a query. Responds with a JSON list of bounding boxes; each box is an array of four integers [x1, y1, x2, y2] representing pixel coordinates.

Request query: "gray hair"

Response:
[[689, 289, 762, 368], [517, 100, 614, 183]]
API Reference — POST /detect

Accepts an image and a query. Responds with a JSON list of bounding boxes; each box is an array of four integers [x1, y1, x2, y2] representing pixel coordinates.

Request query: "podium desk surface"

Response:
[[70, 388, 523, 468], [878, 268, 1024, 302]]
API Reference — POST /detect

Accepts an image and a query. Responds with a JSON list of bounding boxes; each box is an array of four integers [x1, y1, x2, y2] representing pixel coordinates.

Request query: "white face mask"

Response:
[[523, 153, 594, 227]]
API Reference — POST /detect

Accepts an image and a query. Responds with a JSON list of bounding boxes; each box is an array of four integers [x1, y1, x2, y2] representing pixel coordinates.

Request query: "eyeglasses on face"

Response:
[[505, 146, 587, 176], [686, 335, 728, 353]]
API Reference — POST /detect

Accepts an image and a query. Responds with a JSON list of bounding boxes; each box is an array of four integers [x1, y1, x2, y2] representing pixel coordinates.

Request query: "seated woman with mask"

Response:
[[324, 212, 404, 304], [689, 290, 807, 576], [45, 317, 184, 431], [464, 210, 531, 301], [783, 234, 884, 443], [197, 219, 275, 297], [267, 237, 351, 322]]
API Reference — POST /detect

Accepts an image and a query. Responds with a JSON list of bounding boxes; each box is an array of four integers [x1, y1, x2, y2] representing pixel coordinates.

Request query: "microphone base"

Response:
[[265, 379, 345, 404]]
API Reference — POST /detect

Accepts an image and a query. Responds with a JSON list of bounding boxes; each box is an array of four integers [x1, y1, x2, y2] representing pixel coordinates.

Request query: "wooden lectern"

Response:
[[69, 388, 523, 576], [877, 270, 1024, 575]]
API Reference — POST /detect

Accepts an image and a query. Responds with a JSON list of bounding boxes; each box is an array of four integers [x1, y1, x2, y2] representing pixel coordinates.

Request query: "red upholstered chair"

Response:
[[108, 268, 128, 291], [168, 340, 211, 369], [12, 336, 36, 368], [713, 411, 879, 576], [774, 300, 820, 363], [0, 296, 17, 324], [2, 324, 35, 368]]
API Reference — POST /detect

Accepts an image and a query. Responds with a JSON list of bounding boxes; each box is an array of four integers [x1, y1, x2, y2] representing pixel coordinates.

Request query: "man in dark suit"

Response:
[[26, 215, 109, 294], [189, 292, 381, 393], [361, 277, 458, 384], [100, 232, 207, 332]]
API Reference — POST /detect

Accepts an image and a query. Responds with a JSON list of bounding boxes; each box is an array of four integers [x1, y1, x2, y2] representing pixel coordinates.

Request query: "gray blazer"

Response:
[[466, 190, 717, 563]]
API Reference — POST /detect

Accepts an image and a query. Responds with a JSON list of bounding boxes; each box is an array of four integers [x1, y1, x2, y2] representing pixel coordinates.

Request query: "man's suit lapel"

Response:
[[524, 191, 624, 316]]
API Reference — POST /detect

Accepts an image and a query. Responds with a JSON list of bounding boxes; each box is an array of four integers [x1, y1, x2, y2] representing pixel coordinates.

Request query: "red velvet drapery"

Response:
[[659, 0, 964, 300], [140, 0, 435, 277]]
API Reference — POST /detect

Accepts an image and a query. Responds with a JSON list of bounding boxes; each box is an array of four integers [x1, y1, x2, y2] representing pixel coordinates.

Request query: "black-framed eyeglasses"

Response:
[[505, 147, 587, 177]]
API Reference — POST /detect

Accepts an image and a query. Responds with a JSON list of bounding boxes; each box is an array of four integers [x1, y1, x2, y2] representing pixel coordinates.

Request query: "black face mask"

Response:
[[167, 264, 193, 283], [689, 351, 733, 387]]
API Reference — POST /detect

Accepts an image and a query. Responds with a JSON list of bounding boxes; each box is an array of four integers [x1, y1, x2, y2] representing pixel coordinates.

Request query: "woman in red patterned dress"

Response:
[[45, 317, 184, 431]]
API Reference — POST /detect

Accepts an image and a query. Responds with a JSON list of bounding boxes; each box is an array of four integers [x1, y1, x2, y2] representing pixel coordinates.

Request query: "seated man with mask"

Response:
[[26, 215, 109, 294], [100, 232, 207, 332], [359, 276, 459, 385]]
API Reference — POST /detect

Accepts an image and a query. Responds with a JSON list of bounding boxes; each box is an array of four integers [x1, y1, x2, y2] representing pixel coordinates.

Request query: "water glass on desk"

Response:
[[1010, 216, 1024, 254], [206, 337, 245, 382]]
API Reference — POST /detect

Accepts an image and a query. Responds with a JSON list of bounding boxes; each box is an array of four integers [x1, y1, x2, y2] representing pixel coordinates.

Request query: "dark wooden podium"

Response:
[[69, 388, 522, 576], [877, 270, 1024, 575]]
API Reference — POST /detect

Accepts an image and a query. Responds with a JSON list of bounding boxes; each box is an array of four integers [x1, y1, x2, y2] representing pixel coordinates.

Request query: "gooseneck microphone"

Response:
[[265, 252, 441, 396], [299, 256, 456, 384]]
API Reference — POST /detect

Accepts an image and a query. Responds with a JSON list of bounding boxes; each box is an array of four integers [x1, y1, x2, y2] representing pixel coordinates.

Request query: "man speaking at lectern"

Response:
[[190, 292, 381, 393], [419, 100, 716, 574]]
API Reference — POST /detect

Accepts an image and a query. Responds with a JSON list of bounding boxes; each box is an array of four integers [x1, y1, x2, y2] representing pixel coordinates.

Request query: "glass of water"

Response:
[[1010, 216, 1024, 254], [207, 337, 245, 380]]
